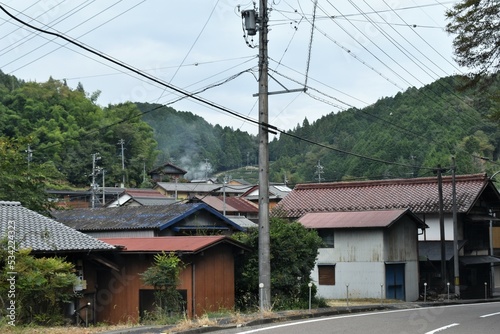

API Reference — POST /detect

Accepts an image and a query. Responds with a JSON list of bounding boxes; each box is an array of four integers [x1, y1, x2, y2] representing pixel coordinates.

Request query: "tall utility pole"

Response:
[[257, 0, 271, 311], [242, 0, 270, 310]]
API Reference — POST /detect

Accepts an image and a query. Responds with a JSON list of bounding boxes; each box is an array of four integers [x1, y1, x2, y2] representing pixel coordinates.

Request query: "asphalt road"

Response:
[[207, 302, 500, 334]]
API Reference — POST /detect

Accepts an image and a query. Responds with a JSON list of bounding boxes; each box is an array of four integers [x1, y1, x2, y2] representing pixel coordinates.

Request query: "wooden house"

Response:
[[0, 201, 115, 325], [52, 203, 245, 238], [149, 162, 187, 183], [93, 236, 248, 323]]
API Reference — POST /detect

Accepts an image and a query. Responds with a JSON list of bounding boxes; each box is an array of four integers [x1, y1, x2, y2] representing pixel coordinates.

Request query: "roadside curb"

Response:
[[103, 298, 500, 334]]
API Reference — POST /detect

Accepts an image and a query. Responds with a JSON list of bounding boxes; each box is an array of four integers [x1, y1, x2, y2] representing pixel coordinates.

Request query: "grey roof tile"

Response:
[[0, 201, 115, 252]]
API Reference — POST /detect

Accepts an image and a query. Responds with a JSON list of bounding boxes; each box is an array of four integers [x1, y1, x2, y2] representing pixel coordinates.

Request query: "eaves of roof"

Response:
[[99, 235, 249, 253], [298, 209, 427, 229]]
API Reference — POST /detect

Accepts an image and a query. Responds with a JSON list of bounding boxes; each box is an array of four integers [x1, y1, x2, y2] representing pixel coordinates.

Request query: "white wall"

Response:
[[418, 214, 455, 241], [312, 225, 420, 301]]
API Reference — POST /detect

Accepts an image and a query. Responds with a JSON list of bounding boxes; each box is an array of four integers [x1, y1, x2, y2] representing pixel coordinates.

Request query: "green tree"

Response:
[[233, 218, 323, 311], [0, 137, 61, 214], [446, 0, 499, 76], [0, 247, 77, 325], [141, 252, 186, 317]]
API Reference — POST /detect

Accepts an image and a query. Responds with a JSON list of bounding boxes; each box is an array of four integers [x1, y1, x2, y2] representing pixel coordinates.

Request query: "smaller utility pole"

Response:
[[91, 153, 101, 209], [118, 139, 125, 187], [436, 165, 447, 289], [315, 160, 324, 183], [451, 158, 460, 297], [26, 144, 33, 171]]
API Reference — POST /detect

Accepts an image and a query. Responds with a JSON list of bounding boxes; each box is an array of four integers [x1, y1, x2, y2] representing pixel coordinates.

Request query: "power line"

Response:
[[0, 4, 459, 176]]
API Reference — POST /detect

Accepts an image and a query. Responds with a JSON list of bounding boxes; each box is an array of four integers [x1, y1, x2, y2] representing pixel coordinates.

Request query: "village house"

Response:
[[273, 173, 500, 300], [51, 203, 249, 323], [298, 209, 426, 301], [0, 201, 116, 325], [52, 202, 245, 238], [106, 188, 177, 207], [95, 236, 248, 323]]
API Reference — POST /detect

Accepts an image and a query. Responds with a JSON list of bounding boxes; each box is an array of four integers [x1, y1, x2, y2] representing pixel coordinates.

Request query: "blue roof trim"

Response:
[[158, 203, 244, 231]]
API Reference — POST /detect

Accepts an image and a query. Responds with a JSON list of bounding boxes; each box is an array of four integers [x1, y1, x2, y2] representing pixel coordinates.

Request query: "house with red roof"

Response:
[[52, 203, 248, 324], [92, 236, 248, 324], [273, 173, 500, 300]]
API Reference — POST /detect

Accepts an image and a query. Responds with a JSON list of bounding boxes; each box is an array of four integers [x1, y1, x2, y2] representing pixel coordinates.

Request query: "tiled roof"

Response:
[[124, 188, 167, 198], [52, 203, 244, 232], [99, 235, 247, 253], [273, 173, 495, 218], [298, 209, 426, 229], [0, 201, 114, 252], [199, 196, 258, 213]]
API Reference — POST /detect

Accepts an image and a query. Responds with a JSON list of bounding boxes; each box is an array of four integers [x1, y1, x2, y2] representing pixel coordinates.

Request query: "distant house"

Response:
[[242, 184, 292, 210], [52, 203, 245, 238], [191, 195, 259, 220], [298, 209, 427, 301], [273, 173, 500, 299], [149, 162, 187, 182], [48, 187, 126, 209], [0, 201, 115, 324], [154, 182, 250, 201], [106, 188, 177, 207]]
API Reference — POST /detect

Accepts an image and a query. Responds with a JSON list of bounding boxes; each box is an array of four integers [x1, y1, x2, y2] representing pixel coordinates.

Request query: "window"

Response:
[[318, 229, 334, 248], [318, 265, 335, 285]]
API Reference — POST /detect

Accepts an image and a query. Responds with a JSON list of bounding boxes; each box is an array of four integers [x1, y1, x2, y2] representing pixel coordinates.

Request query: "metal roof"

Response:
[[198, 196, 259, 213], [298, 209, 426, 229], [99, 236, 246, 253], [273, 174, 496, 218], [0, 201, 114, 252], [52, 203, 244, 232]]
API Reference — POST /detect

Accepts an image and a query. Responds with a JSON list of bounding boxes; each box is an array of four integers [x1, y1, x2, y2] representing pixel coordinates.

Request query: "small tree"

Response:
[[141, 252, 185, 317], [233, 218, 324, 310], [0, 245, 77, 325]]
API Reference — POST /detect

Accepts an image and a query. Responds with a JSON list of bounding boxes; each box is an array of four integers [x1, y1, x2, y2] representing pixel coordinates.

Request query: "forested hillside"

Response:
[[268, 75, 500, 184], [1, 70, 499, 211], [0, 71, 158, 190]]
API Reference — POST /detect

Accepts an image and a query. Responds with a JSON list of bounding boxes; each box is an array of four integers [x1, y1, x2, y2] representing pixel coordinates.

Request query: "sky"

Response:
[[0, 0, 464, 136]]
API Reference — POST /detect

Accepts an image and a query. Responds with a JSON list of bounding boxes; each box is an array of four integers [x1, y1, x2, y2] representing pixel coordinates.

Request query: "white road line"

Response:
[[425, 323, 459, 334], [480, 311, 500, 318], [236, 303, 500, 334]]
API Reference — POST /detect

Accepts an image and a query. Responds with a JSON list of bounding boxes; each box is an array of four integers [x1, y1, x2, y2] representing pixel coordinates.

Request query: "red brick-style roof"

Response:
[[99, 236, 246, 253], [298, 209, 427, 229], [273, 173, 498, 218]]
